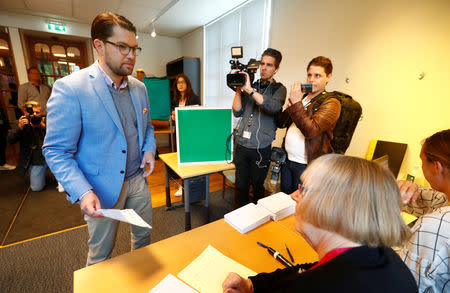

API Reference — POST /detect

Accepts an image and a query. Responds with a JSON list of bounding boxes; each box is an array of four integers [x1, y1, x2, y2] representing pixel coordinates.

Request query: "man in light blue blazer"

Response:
[[43, 12, 156, 265]]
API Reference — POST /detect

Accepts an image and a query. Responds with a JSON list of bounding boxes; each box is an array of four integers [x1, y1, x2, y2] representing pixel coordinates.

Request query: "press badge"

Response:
[[243, 131, 251, 139]]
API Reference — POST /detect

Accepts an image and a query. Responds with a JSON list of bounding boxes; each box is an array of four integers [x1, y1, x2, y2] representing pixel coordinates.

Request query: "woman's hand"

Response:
[[398, 180, 419, 204], [222, 272, 254, 293]]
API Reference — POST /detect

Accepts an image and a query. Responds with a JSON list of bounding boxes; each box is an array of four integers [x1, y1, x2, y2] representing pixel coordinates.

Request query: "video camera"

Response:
[[270, 147, 287, 184], [25, 103, 42, 126], [226, 46, 260, 91]]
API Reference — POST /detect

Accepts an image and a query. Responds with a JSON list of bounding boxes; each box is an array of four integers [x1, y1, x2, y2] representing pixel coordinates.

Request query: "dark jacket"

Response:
[[171, 94, 201, 109], [7, 123, 46, 176], [250, 246, 418, 293], [277, 93, 340, 163]]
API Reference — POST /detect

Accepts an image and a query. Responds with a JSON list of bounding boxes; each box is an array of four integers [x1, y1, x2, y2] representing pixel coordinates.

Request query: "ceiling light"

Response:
[[151, 24, 156, 38]]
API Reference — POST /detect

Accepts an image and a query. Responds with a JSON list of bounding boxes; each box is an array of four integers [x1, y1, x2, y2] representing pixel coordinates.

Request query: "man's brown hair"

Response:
[[307, 56, 333, 75], [91, 12, 136, 41]]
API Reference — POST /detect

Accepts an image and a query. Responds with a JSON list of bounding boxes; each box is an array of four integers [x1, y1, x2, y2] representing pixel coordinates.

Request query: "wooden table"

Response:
[[159, 152, 235, 230], [74, 217, 318, 293]]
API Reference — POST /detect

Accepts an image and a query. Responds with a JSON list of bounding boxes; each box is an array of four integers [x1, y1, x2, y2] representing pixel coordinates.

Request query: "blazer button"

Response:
[[120, 170, 124, 174], [122, 150, 126, 153]]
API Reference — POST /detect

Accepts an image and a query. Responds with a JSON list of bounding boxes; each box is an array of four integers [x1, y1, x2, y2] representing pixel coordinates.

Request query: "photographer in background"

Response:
[[232, 48, 286, 207], [7, 101, 47, 191], [18, 67, 51, 115], [276, 56, 341, 194]]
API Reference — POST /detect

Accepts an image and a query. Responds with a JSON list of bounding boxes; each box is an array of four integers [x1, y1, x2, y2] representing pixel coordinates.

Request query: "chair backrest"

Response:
[[142, 77, 171, 121]]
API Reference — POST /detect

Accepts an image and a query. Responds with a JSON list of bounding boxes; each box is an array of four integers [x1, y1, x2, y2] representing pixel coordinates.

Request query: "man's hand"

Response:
[[222, 272, 254, 293], [398, 180, 419, 204], [140, 151, 155, 177], [18, 116, 29, 130], [288, 82, 303, 105], [241, 72, 253, 94], [80, 192, 104, 218]]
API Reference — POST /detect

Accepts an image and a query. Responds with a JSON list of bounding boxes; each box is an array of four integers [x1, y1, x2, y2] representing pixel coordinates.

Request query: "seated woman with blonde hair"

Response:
[[222, 154, 418, 293]]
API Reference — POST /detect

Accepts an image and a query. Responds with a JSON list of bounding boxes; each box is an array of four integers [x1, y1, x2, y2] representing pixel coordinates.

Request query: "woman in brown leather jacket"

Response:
[[277, 56, 341, 194]]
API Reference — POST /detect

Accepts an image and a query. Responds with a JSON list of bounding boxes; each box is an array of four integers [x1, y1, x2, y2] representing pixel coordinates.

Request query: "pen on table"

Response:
[[257, 241, 293, 267], [284, 243, 294, 263]]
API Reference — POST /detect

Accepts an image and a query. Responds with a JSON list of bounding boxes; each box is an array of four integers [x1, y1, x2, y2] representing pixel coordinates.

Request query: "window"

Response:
[[26, 36, 88, 87], [204, 0, 271, 107]]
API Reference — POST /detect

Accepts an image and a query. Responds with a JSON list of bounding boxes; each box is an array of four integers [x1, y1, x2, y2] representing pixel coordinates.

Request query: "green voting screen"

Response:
[[176, 108, 233, 164], [143, 77, 171, 120]]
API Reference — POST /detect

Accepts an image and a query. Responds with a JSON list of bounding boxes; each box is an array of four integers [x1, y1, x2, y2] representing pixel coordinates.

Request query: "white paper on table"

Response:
[[98, 209, 152, 229], [149, 274, 198, 293], [178, 245, 257, 293]]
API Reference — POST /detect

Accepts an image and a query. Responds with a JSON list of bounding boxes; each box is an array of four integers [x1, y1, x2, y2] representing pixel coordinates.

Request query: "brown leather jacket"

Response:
[[277, 96, 341, 163]]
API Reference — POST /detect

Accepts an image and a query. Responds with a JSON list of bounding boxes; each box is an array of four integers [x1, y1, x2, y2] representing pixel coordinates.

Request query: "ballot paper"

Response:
[[178, 245, 256, 293], [98, 209, 152, 229], [149, 274, 198, 293], [257, 192, 296, 221], [224, 203, 271, 234]]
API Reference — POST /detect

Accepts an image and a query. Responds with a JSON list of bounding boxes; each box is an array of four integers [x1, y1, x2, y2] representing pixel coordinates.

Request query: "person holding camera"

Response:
[[276, 56, 341, 194], [18, 67, 51, 115], [7, 101, 47, 191], [232, 48, 286, 207]]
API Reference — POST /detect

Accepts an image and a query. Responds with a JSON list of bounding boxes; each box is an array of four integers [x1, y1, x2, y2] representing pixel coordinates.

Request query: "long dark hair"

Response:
[[173, 74, 196, 104]]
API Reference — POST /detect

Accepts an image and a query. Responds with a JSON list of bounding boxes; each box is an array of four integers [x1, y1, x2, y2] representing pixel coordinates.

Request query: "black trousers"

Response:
[[280, 158, 307, 194], [234, 144, 271, 207]]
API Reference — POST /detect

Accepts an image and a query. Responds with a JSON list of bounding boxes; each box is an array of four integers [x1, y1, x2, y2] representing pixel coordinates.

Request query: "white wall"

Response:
[[270, 0, 450, 181], [181, 27, 203, 100]]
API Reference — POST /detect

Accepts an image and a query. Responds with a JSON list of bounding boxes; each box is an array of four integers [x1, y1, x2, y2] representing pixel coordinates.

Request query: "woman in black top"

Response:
[[171, 74, 200, 196], [171, 74, 200, 121], [222, 154, 418, 293]]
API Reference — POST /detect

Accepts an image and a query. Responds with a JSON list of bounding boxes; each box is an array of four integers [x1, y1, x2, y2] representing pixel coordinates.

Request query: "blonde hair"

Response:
[[299, 154, 411, 247]]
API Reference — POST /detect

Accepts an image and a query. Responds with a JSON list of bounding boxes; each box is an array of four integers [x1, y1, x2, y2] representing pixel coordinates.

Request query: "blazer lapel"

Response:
[[88, 63, 124, 135]]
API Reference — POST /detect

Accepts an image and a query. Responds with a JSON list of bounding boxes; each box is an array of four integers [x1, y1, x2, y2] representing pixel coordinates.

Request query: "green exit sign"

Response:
[[47, 23, 66, 33]]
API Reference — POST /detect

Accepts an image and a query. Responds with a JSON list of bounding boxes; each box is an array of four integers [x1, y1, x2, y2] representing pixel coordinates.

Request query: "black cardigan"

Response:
[[171, 94, 200, 109], [249, 246, 418, 293]]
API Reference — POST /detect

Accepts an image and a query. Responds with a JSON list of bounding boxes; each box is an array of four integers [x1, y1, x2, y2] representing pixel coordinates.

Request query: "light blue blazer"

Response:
[[43, 61, 156, 209]]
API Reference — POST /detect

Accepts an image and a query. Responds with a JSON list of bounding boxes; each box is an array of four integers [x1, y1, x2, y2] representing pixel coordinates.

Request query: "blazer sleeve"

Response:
[[42, 79, 93, 200]]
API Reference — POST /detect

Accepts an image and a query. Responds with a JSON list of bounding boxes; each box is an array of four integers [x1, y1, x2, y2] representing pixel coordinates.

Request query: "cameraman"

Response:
[[276, 56, 341, 194], [7, 101, 47, 191], [232, 48, 286, 207]]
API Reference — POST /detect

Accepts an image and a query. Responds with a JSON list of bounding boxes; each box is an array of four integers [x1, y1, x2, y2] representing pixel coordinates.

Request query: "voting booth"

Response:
[[175, 107, 233, 164]]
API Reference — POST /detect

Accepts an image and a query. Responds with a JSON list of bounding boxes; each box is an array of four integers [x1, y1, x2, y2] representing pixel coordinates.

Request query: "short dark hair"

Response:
[[27, 67, 39, 74], [307, 56, 333, 75], [262, 48, 282, 68], [91, 12, 136, 41]]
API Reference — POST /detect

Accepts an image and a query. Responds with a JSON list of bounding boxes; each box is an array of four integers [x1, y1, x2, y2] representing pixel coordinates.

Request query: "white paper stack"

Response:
[[224, 203, 271, 234], [257, 192, 296, 221]]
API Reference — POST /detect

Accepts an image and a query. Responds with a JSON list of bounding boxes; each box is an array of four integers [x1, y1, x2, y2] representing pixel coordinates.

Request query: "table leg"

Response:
[[165, 164, 171, 208], [205, 175, 210, 224], [184, 179, 191, 231]]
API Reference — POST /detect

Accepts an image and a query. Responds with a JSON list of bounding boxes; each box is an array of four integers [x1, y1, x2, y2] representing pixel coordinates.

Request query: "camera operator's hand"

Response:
[[18, 116, 29, 130], [288, 82, 303, 106], [240, 71, 253, 95]]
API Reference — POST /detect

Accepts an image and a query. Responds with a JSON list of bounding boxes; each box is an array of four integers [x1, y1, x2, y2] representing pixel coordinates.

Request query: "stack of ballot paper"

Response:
[[224, 203, 272, 234], [257, 192, 296, 221], [224, 192, 296, 234]]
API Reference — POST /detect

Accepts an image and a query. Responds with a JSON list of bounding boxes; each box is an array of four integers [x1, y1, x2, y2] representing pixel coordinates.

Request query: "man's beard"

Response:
[[105, 59, 134, 77]]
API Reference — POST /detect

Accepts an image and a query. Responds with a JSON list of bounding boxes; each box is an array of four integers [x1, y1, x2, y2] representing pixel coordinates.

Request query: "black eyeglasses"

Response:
[[103, 40, 142, 56]]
